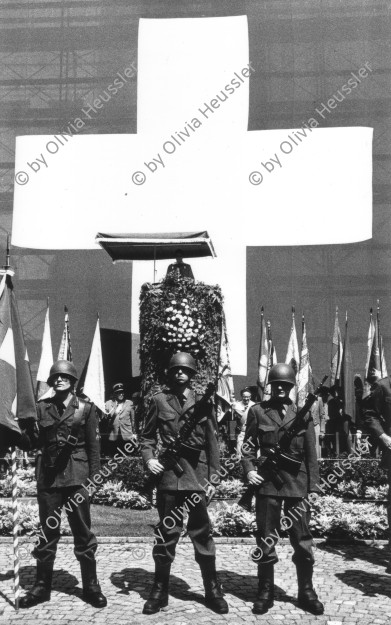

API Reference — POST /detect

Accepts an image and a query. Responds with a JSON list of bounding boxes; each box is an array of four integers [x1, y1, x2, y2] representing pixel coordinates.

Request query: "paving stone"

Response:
[[0, 542, 391, 624]]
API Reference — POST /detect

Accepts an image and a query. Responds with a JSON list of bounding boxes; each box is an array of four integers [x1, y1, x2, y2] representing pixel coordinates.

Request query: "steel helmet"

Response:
[[268, 363, 296, 386], [47, 360, 78, 386], [167, 352, 197, 374]]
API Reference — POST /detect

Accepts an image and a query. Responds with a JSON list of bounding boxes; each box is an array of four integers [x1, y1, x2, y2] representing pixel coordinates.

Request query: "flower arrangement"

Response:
[[162, 298, 205, 353], [139, 279, 227, 407]]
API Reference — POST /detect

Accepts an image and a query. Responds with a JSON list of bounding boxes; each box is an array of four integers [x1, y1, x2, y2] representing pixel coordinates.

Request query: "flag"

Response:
[[256, 307, 268, 399], [36, 300, 53, 400], [367, 302, 387, 383], [330, 307, 343, 387], [215, 316, 235, 422], [0, 272, 36, 447], [285, 307, 300, 377], [341, 312, 354, 420], [83, 316, 105, 412], [285, 307, 299, 401], [364, 308, 375, 393], [367, 315, 381, 383], [297, 314, 314, 408], [262, 320, 277, 400], [381, 335, 388, 378], [58, 306, 72, 361]]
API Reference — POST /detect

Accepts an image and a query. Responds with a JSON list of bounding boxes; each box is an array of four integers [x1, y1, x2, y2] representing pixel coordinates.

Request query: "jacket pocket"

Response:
[[258, 424, 276, 445]]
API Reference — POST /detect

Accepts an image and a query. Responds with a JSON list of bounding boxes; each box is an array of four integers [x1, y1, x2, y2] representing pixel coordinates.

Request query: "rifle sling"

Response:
[[278, 398, 316, 451]]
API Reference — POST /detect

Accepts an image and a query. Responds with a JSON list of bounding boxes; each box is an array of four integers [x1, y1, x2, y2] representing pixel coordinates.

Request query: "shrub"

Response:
[[214, 479, 245, 499], [208, 496, 388, 539], [106, 456, 146, 492], [0, 468, 37, 497], [0, 500, 71, 536], [90, 480, 151, 510], [209, 502, 256, 536]]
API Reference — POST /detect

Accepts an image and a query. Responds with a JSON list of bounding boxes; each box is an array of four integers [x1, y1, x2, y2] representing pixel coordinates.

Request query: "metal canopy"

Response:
[[96, 231, 216, 262]]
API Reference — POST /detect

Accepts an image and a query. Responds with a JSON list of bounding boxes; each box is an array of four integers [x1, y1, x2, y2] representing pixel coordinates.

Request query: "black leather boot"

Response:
[[198, 558, 228, 614], [253, 563, 274, 615], [80, 559, 107, 608], [20, 561, 53, 608], [143, 562, 171, 614], [296, 561, 324, 615]]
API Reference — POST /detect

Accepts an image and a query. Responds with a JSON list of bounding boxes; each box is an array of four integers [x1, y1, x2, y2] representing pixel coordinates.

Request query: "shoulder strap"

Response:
[[68, 398, 88, 444]]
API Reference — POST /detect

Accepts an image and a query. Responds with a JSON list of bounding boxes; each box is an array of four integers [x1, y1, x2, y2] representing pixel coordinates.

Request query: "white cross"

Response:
[[12, 16, 372, 374]]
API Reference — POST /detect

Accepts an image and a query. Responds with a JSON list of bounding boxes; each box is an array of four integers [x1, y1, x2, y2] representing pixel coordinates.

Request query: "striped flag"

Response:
[[58, 306, 72, 361], [0, 272, 37, 445], [330, 307, 343, 387], [297, 314, 314, 408], [36, 300, 53, 400], [83, 316, 105, 412], [285, 307, 300, 377], [215, 315, 235, 421], [256, 307, 269, 399], [0, 268, 37, 612]]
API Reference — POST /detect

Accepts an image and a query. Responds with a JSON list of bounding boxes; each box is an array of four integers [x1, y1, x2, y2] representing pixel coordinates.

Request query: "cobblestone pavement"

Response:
[[0, 538, 391, 625]]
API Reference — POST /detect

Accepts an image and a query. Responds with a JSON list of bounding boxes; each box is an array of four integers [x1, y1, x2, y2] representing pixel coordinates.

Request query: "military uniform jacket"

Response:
[[33, 394, 101, 491], [362, 376, 391, 468], [241, 400, 320, 498], [140, 388, 220, 491], [104, 399, 136, 441]]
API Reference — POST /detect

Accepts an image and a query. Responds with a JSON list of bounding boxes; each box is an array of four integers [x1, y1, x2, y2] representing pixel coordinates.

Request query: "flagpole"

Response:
[[11, 447, 20, 611], [3, 237, 20, 611]]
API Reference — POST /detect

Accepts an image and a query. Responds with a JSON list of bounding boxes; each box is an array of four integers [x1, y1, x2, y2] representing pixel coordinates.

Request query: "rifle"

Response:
[[143, 383, 216, 497], [238, 375, 328, 512]]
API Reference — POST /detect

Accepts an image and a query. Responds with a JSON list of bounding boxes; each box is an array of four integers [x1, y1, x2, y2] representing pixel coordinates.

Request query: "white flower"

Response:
[[171, 300, 176, 305]]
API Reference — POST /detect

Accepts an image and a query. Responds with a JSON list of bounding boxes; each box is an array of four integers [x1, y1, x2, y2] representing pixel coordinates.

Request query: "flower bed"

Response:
[[0, 467, 37, 497], [209, 496, 388, 540], [0, 499, 71, 536], [90, 480, 151, 510]]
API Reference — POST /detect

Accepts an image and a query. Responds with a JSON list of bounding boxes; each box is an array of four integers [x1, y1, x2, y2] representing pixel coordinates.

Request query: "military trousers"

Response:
[[33, 485, 98, 564], [251, 495, 315, 566], [153, 490, 216, 565]]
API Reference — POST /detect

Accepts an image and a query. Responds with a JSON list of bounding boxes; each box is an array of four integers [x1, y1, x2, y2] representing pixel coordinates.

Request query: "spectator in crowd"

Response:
[[104, 383, 138, 455], [326, 385, 352, 455], [313, 385, 329, 457], [233, 388, 255, 457]]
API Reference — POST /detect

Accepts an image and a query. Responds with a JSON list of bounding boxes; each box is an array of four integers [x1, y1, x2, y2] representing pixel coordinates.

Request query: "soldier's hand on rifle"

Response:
[[247, 470, 264, 485], [147, 458, 165, 474]]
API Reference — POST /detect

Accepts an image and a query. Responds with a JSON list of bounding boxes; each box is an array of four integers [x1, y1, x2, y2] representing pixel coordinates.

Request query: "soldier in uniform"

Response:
[[140, 352, 228, 615], [241, 363, 323, 616], [20, 360, 107, 609], [361, 375, 391, 545]]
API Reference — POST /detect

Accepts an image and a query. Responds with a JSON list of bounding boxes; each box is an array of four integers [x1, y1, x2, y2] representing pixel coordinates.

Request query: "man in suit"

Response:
[[362, 376, 391, 544], [140, 351, 228, 615], [20, 360, 107, 609], [104, 382, 137, 455], [233, 387, 256, 457], [165, 249, 194, 280], [241, 363, 323, 616]]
